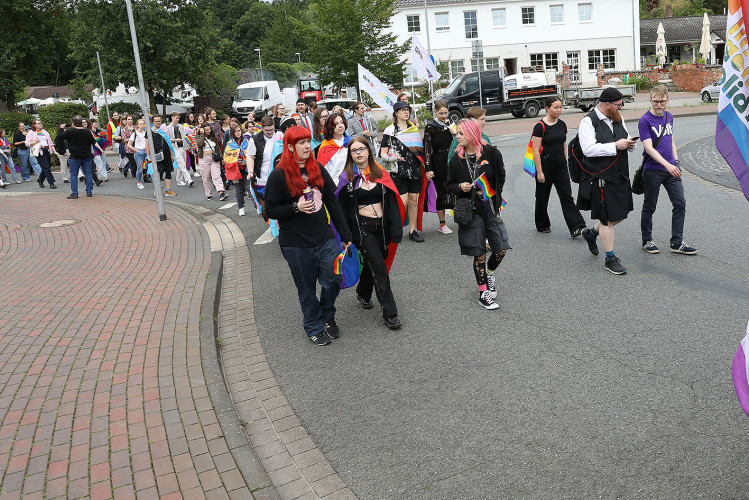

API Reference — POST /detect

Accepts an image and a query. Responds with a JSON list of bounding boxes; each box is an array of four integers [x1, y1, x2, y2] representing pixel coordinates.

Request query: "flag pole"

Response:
[[124, 0, 167, 221], [96, 51, 111, 127]]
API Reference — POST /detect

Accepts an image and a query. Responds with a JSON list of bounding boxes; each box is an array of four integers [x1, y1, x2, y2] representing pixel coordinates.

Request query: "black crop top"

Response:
[[356, 183, 383, 206]]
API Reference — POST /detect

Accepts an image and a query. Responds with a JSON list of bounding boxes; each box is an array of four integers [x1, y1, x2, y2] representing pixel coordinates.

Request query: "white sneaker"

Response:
[[438, 224, 453, 234], [177, 181, 186, 186], [15, 180, 21, 184], [137, 182, 145, 190], [487, 274, 497, 299], [238, 207, 246, 216]]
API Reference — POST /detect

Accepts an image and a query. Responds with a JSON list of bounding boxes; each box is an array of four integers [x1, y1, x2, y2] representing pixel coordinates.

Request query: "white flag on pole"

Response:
[[411, 35, 441, 82], [358, 64, 398, 113]]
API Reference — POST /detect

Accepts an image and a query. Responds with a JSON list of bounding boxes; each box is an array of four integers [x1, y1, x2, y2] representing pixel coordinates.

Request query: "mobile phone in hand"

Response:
[[629, 136, 639, 141]]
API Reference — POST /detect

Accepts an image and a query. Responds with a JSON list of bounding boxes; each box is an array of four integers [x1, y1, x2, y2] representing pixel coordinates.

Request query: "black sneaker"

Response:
[[537, 227, 551, 233], [308, 334, 331, 346], [67, 194, 78, 199], [642, 241, 660, 254], [63, 179, 70, 183], [219, 191, 229, 201], [95, 179, 102, 187], [49, 183, 57, 190], [86, 193, 93, 197], [582, 228, 599, 256], [189, 180, 194, 188], [408, 231, 424, 242], [571, 227, 584, 238], [357, 295, 373, 309], [324, 319, 340, 339], [385, 315, 402, 330], [604, 256, 627, 275], [479, 291, 499, 310], [37, 179, 45, 188]]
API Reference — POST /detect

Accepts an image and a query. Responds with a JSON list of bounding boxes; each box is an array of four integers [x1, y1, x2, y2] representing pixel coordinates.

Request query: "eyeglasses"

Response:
[[350, 147, 367, 154], [608, 102, 624, 109], [650, 99, 667, 105]]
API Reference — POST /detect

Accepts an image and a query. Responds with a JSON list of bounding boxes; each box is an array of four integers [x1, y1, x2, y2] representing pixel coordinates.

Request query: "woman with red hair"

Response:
[[446, 118, 510, 310], [265, 126, 353, 346]]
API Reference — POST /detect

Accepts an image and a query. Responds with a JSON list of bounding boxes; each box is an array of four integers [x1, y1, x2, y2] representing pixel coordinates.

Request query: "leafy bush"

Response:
[[0, 112, 34, 136], [375, 117, 392, 132], [38, 103, 89, 139], [629, 74, 655, 91], [101, 102, 144, 120], [416, 106, 433, 126]]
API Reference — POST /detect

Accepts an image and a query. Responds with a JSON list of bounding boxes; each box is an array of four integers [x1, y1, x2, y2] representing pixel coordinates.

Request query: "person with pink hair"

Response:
[[446, 118, 510, 310]]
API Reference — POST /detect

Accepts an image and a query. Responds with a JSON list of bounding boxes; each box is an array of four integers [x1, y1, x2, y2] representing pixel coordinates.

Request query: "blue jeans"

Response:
[[281, 237, 342, 337], [0, 154, 17, 183], [37, 149, 55, 185], [68, 158, 93, 196], [134, 149, 146, 182], [16, 148, 31, 180], [28, 153, 42, 176], [641, 168, 686, 246]]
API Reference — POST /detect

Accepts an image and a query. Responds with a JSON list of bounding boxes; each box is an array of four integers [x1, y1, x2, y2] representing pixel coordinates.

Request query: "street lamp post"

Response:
[[124, 0, 167, 221], [255, 48, 262, 79], [295, 52, 301, 63]]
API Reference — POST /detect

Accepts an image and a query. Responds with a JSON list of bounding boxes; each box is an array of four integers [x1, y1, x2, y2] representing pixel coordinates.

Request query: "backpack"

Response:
[[567, 111, 622, 183]]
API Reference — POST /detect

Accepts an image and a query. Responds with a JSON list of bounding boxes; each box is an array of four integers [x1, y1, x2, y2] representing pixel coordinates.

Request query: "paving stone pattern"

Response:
[[679, 135, 742, 191], [0, 194, 254, 499], [200, 212, 355, 500]]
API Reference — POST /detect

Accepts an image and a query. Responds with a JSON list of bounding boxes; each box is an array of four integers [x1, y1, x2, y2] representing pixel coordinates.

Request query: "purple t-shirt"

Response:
[[638, 111, 674, 170]]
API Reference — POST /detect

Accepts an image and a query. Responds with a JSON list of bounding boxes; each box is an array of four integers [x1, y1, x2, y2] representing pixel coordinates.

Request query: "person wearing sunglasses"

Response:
[[638, 85, 697, 256], [577, 87, 637, 275]]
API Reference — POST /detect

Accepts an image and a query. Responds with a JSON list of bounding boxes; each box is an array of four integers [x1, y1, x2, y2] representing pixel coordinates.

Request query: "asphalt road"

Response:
[[9, 114, 748, 498]]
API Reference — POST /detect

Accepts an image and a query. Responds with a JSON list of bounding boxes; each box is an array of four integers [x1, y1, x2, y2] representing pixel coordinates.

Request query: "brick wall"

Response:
[[670, 66, 722, 92]]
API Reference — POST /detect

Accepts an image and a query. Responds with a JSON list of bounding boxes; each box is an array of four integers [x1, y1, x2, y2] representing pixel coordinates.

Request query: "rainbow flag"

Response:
[[716, 0, 749, 201], [523, 138, 536, 177], [733, 320, 749, 416], [473, 172, 496, 198], [500, 198, 507, 211], [333, 251, 345, 275], [184, 133, 196, 149]]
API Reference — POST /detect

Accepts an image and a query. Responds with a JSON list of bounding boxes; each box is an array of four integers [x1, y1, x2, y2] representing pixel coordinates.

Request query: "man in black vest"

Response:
[[577, 87, 637, 275]]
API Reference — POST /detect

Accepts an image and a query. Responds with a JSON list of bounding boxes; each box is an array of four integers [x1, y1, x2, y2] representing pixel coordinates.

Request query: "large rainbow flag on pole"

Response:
[[716, 0, 749, 201]]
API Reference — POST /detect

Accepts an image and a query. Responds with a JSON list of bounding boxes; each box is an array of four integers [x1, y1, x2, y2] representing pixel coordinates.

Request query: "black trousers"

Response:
[[535, 153, 585, 232], [356, 216, 398, 319], [37, 149, 55, 185], [235, 171, 249, 209]]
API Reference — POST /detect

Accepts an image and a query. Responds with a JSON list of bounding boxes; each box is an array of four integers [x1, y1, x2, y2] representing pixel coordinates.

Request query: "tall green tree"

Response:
[[307, 0, 407, 89], [68, 0, 218, 113]]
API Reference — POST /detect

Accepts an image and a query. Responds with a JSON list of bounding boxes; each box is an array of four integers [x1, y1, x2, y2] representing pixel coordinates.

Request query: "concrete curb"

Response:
[[677, 134, 743, 194], [198, 224, 278, 498]]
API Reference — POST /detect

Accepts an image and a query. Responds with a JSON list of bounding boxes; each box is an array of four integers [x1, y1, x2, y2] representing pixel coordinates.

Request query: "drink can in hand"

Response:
[[303, 188, 314, 202]]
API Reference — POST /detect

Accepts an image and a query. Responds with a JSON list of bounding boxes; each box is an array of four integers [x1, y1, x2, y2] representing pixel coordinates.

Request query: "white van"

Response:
[[232, 81, 282, 120]]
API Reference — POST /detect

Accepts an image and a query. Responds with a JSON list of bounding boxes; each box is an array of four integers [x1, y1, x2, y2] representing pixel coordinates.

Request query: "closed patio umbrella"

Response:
[[656, 22, 667, 66]]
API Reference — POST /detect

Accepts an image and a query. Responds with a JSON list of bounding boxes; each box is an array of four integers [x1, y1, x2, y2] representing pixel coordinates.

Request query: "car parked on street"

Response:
[[701, 80, 721, 102]]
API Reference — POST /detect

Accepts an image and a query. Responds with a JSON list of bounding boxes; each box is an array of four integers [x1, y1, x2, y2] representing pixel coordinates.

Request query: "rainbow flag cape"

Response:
[[317, 135, 351, 184], [223, 138, 245, 181], [732, 320, 749, 416], [716, 0, 749, 201], [154, 128, 179, 170], [96, 130, 110, 149], [473, 171, 496, 198]]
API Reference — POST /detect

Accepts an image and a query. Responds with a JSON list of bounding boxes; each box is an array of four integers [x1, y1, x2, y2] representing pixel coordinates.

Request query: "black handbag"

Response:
[[206, 138, 223, 162], [453, 196, 474, 225], [633, 113, 668, 195]]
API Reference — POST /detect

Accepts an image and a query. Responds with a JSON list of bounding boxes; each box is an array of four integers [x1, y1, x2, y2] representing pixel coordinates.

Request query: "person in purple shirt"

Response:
[[637, 85, 697, 255]]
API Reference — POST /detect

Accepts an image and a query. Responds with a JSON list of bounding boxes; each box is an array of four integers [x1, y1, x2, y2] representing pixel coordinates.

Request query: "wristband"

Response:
[[292, 201, 300, 213]]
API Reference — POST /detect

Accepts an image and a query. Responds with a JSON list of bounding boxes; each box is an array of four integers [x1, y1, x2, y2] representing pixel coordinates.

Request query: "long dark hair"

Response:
[[276, 126, 324, 197], [323, 112, 347, 141], [313, 107, 327, 142], [343, 136, 383, 182]]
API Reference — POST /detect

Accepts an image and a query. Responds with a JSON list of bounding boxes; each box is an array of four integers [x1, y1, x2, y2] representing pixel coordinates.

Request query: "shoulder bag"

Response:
[[206, 138, 223, 162], [632, 113, 668, 195], [453, 155, 480, 225], [523, 121, 545, 177]]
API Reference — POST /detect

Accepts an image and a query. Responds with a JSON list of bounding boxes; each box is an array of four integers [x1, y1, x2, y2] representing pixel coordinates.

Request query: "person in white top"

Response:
[[196, 124, 227, 201], [25, 119, 58, 189], [166, 112, 193, 187], [126, 118, 148, 189]]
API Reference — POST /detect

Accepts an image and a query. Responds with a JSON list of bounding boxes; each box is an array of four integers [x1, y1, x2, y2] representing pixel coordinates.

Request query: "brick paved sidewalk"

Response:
[[0, 194, 268, 499]]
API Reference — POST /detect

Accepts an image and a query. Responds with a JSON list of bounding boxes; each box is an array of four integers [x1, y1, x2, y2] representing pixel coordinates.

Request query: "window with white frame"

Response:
[[485, 58, 500, 69], [435, 12, 449, 31], [522, 7, 535, 25], [530, 53, 559, 70], [578, 3, 592, 21], [464, 11, 478, 38], [492, 8, 506, 27], [550, 5, 564, 23], [407, 14, 420, 32], [566, 51, 581, 82], [403, 64, 419, 84], [588, 49, 616, 70], [449, 60, 465, 79]]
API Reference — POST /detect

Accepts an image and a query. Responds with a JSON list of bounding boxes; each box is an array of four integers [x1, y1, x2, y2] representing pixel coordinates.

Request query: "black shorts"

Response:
[[392, 177, 421, 195]]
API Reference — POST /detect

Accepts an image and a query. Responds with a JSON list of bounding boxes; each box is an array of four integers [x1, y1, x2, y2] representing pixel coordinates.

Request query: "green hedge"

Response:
[[99, 102, 145, 120], [0, 112, 34, 136], [38, 103, 89, 139]]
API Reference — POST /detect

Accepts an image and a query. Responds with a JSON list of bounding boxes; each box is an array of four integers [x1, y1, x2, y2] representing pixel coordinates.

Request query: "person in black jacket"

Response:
[[446, 118, 510, 311], [337, 137, 405, 330], [54, 115, 96, 198], [264, 126, 353, 346]]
